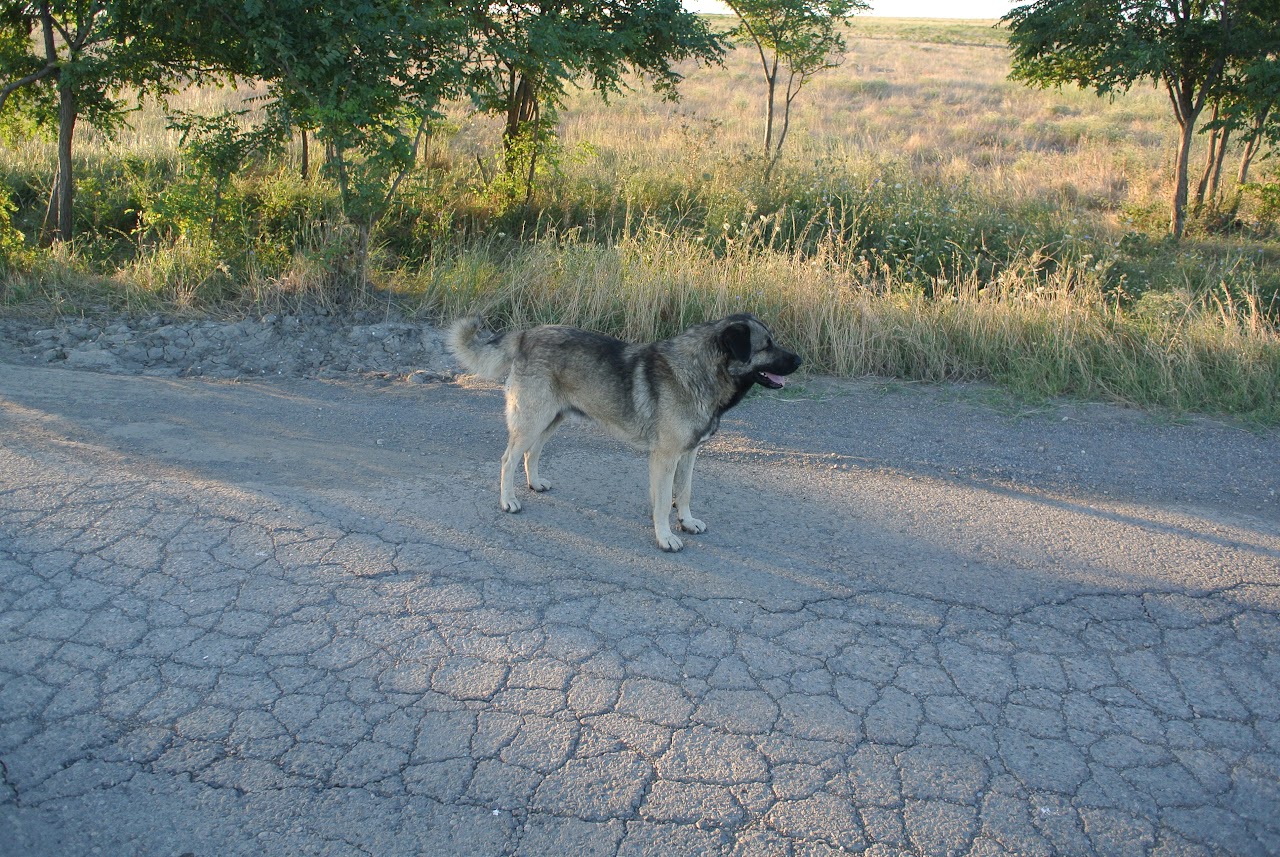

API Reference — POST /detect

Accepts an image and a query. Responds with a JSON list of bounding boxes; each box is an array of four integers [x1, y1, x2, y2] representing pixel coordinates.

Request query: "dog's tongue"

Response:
[[762, 372, 786, 387]]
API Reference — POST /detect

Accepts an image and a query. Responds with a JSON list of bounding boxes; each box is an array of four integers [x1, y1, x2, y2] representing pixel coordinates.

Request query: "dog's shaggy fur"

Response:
[[449, 314, 801, 551]]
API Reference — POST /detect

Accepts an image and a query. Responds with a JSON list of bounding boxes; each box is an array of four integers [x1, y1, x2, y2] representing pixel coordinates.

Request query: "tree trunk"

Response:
[[1193, 109, 1219, 213], [763, 54, 779, 159], [501, 72, 543, 200], [765, 70, 806, 184], [524, 111, 540, 204], [355, 220, 371, 292], [1237, 135, 1260, 186], [503, 72, 538, 156], [1237, 106, 1270, 187], [1170, 110, 1198, 240], [300, 128, 310, 180], [1206, 125, 1228, 209], [40, 80, 76, 246]]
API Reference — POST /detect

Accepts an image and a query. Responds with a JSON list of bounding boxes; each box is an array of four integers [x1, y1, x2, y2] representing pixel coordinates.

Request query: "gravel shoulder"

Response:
[[2, 311, 1278, 855]]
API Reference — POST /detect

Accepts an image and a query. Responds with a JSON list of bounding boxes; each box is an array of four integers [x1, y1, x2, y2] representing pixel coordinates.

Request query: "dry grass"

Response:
[[403, 228, 1278, 420], [551, 17, 1174, 227]]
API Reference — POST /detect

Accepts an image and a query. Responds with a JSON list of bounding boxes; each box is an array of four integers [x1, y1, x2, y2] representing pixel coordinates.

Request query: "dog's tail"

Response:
[[447, 316, 514, 381]]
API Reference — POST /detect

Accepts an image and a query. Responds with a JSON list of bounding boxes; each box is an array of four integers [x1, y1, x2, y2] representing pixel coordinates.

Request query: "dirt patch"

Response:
[[0, 310, 455, 383]]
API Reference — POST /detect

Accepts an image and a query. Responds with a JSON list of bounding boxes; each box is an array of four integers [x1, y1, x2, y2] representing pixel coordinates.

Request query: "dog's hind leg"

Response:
[[673, 448, 706, 534], [499, 433, 531, 513], [649, 448, 684, 551], [523, 412, 564, 492], [500, 389, 558, 513]]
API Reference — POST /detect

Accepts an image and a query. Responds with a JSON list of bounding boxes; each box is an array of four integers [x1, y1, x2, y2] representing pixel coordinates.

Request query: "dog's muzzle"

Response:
[[756, 350, 802, 388]]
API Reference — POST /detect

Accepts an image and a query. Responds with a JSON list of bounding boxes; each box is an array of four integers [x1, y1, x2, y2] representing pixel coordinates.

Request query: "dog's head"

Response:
[[717, 314, 802, 390]]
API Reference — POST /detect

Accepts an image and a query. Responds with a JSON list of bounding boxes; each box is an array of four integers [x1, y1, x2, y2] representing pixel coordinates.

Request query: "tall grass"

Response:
[[403, 229, 1280, 421]]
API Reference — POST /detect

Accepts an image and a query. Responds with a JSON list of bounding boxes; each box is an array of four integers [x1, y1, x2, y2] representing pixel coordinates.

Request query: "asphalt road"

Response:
[[1, 361, 1278, 855]]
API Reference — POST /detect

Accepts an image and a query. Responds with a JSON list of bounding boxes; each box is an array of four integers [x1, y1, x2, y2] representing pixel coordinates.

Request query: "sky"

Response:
[[686, 0, 1015, 18]]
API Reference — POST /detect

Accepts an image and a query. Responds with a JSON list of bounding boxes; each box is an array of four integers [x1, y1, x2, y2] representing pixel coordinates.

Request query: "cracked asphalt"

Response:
[[1, 358, 1278, 856]]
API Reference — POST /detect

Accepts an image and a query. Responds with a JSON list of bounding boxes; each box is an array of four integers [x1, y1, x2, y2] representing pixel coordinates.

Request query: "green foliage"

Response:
[[1212, 50, 1280, 150], [169, 0, 472, 140], [117, 0, 478, 287], [730, 0, 863, 71], [0, 1, 153, 126], [205, 0, 472, 239], [479, 121, 567, 210], [1005, 0, 1279, 102], [155, 110, 288, 242], [472, 0, 725, 112], [170, 111, 286, 189], [0, 189, 28, 274], [1247, 179, 1280, 228], [1008, 0, 1191, 95]]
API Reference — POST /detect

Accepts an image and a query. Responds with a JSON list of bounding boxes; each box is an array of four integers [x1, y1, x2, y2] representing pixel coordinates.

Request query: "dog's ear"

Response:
[[719, 320, 753, 364]]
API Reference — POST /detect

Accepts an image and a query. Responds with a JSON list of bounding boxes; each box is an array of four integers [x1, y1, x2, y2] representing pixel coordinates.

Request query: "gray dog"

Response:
[[449, 313, 801, 551]]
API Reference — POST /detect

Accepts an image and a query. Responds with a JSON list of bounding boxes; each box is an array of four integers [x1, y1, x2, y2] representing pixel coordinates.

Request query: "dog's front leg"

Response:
[[648, 449, 684, 551], [673, 448, 705, 534]]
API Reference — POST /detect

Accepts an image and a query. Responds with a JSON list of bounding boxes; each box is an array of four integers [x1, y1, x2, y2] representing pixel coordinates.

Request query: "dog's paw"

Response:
[[656, 531, 685, 552], [528, 478, 552, 492], [678, 517, 706, 534], [501, 496, 522, 513]]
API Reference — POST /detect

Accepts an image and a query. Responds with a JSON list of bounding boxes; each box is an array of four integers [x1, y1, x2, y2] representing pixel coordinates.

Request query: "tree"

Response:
[[470, 0, 724, 200], [1229, 56, 1280, 186], [726, 0, 866, 181], [0, 1, 198, 243], [1197, 50, 1280, 216], [143, 0, 476, 284], [1003, 0, 1275, 239], [231, 0, 470, 218]]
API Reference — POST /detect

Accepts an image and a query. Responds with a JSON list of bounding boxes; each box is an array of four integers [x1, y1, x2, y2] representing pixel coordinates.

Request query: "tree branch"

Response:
[[39, 0, 58, 61], [0, 65, 58, 113]]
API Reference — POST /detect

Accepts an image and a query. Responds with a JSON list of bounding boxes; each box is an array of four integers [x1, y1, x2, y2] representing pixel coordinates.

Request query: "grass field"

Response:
[[2, 17, 1278, 421]]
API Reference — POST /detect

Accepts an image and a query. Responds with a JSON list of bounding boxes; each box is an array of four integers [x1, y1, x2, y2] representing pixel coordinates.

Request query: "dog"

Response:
[[448, 313, 801, 551]]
